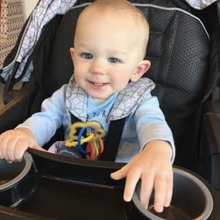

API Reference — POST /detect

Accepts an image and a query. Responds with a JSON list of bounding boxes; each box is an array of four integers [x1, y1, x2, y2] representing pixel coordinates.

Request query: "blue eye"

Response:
[[81, 53, 93, 59], [108, 57, 120, 63]]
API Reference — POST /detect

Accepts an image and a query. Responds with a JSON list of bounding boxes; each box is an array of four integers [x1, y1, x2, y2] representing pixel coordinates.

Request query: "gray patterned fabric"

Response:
[[185, 0, 218, 9], [65, 76, 155, 122]]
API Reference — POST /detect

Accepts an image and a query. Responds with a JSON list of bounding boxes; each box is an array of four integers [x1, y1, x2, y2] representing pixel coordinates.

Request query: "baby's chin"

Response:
[[90, 96, 107, 103], [89, 93, 114, 103]]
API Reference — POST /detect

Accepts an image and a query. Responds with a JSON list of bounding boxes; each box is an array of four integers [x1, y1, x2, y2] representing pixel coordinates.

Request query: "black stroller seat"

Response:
[[0, 0, 220, 219]]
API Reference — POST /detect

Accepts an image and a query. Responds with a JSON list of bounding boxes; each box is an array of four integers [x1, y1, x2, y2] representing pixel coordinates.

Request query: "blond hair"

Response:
[[76, 0, 149, 58]]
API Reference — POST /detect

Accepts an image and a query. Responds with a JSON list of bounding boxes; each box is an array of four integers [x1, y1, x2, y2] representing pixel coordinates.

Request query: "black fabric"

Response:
[[138, 5, 211, 167], [99, 118, 126, 161]]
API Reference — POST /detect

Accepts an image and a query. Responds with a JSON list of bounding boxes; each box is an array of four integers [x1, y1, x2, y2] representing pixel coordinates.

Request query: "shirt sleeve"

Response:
[[135, 92, 176, 163], [16, 85, 67, 146]]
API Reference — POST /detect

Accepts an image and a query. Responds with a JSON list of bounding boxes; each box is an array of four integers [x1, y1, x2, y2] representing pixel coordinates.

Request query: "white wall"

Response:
[[21, 0, 38, 20]]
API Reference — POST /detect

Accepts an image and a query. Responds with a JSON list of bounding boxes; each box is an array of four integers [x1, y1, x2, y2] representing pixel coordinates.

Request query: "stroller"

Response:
[[0, 0, 220, 219]]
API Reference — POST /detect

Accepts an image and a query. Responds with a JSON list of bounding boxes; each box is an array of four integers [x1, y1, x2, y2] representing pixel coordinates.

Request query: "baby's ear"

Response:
[[130, 60, 151, 82], [70, 47, 74, 60]]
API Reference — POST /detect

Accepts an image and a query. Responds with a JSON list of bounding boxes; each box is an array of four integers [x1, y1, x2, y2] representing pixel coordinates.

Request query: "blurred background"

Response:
[[21, 0, 38, 20], [0, 0, 38, 107]]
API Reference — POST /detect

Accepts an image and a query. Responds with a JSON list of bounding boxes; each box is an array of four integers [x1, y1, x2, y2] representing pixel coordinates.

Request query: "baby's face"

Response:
[[71, 10, 147, 102]]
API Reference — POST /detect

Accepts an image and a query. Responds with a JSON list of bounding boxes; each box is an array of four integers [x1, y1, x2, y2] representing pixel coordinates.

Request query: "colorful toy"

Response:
[[65, 121, 105, 160]]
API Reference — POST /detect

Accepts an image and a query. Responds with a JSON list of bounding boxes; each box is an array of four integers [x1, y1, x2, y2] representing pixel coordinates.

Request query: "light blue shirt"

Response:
[[18, 76, 175, 163]]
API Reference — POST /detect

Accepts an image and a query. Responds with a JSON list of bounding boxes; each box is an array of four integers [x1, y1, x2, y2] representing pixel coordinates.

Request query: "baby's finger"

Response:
[[153, 173, 167, 213], [123, 167, 141, 202], [0, 137, 16, 161], [13, 139, 31, 161], [164, 170, 173, 207], [0, 151, 3, 159], [140, 171, 154, 209], [110, 164, 129, 180]]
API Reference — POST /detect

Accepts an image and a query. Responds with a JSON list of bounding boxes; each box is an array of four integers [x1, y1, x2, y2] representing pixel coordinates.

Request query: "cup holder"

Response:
[[0, 152, 37, 207], [132, 167, 213, 220]]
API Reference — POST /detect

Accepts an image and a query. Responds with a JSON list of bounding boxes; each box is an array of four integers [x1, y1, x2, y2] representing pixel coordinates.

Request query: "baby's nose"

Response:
[[89, 59, 106, 74]]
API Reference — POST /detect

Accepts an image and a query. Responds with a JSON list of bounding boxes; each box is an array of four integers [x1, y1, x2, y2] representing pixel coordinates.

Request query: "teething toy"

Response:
[[65, 121, 105, 160]]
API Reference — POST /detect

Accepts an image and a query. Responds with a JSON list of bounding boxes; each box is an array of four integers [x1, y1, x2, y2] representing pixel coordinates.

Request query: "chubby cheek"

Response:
[[111, 72, 131, 91], [72, 66, 83, 86], [73, 62, 86, 80], [74, 71, 85, 87]]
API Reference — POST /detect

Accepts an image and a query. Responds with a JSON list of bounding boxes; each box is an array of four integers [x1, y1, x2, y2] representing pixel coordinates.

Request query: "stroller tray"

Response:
[[0, 149, 133, 220], [1, 149, 220, 220], [8, 176, 127, 220]]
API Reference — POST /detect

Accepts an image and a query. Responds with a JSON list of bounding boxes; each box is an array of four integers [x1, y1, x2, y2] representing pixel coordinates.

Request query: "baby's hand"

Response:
[[0, 127, 44, 162], [111, 141, 173, 213]]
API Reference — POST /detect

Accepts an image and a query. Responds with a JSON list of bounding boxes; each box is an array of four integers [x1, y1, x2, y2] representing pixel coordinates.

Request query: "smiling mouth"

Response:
[[94, 82, 104, 86], [89, 81, 108, 86]]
